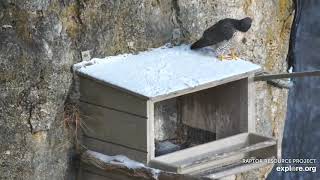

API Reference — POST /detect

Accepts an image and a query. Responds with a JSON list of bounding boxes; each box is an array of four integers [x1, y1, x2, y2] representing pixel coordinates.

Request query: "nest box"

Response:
[[75, 45, 277, 178]]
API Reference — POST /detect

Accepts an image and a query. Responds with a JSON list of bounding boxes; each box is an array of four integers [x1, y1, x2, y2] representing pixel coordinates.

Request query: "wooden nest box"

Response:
[[75, 45, 277, 178]]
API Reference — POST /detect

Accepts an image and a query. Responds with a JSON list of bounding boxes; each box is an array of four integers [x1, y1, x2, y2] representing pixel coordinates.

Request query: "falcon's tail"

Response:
[[190, 38, 210, 50]]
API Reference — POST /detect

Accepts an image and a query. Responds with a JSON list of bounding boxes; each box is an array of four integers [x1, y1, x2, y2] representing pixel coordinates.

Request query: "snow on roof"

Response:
[[75, 44, 261, 99]]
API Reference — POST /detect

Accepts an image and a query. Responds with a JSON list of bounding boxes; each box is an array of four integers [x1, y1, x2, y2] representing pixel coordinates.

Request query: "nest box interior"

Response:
[[153, 78, 249, 156], [75, 45, 277, 178]]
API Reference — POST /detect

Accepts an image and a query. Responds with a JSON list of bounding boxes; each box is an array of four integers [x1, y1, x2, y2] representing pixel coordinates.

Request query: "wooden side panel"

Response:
[[80, 102, 148, 152], [151, 70, 260, 102], [247, 75, 256, 132], [147, 101, 155, 162], [79, 76, 147, 117], [200, 161, 270, 179], [82, 136, 148, 163], [80, 164, 134, 180], [154, 99, 178, 141], [179, 90, 217, 133], [80, 171, 114, 180], [180, 79, 248, 139]]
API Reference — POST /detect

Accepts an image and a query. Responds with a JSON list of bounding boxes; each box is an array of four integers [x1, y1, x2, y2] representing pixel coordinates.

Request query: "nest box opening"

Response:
[[153, 78, 249, 157]]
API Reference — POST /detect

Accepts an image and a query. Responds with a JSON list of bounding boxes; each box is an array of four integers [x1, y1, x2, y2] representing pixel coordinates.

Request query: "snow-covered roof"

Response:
[[75, 45, 261, 99]]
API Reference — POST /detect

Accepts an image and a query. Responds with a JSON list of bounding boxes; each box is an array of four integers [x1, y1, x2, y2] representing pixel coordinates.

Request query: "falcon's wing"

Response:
[[203, 20, 235, 44], [190, 37, 212, 49], [191, 19, 235, 49]]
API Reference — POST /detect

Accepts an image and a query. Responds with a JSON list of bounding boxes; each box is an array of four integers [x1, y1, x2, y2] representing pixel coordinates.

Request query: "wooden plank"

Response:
[[149, 133, 277, 175], [78, 72, 150, 100], [181, 154, 245, 174], [147, 100, 155, 162], [239, 77, 250, 133], [179, 78, 248, 139], [156, 140, 275, 174], [216, 78, 248, 139], [79, 76, 147, 117], [247, 75, 255, 133], [148, 160, 180, 173], [179, 89, 217, 133], [80, 171, 117, 180], [247, 134, 278, 159], [80, 164, 135, 180], [80, 102, 148, 153], [154, 99, 179, 141], [151, 70, 260, 102], [152, 133, 249, 163], [82, 136, 148, 163], [197, 159, 272, 179], [254, 70, 320, 81], [179, 140, 276, 170]]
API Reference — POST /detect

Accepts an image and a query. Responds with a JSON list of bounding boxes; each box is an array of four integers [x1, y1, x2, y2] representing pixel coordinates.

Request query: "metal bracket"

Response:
[[254, 70, 320, 89], [254, 70, 320, 81]]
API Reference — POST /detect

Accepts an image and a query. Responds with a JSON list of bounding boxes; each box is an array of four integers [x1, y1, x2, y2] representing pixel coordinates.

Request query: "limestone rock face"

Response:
[[0, 0, 292, 179]]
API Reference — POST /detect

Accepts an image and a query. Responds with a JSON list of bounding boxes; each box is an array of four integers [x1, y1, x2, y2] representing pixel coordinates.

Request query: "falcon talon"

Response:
[[227, 48, 238, 60], [224, 54, 231, 59], [230, 54, 239, 60], [218, 55, 227, 61]]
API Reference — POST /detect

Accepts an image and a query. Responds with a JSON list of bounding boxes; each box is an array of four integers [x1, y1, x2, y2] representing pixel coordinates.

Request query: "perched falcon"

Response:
[[191, 17, 252, 60]]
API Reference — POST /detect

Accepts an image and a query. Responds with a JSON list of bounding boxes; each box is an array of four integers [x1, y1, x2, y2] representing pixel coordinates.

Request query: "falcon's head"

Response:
[[236, 17, 252, 32]]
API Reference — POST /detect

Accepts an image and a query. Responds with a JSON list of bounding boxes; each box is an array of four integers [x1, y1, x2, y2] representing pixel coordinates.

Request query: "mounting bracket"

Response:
[[254, 70, 320, 89]]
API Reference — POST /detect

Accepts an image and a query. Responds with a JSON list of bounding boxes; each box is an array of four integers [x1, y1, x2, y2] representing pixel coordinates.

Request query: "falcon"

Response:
[[191, 17, 252, 60]]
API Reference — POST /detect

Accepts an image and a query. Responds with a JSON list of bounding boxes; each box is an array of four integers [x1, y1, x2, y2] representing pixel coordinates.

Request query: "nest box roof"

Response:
[[74, 45, 261, 100]]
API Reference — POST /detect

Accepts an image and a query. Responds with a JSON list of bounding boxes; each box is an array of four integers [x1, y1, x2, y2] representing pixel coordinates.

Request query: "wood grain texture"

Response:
[[80, 170, 123, 180], [80, 164, 146, 180], [147, 100, 155, 162], [199, 160, 272, 179], [151, 70, 260, 102], [154, 99, 178, 141], [247, 75, 256, 133], [79, 76, 147, 117], [179, 78, 249, 139], [150, 133, 277, 175], [80, 102, 148, 152]]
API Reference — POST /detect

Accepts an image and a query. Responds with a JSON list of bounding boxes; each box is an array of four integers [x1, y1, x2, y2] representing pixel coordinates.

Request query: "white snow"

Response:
[[89, 150, 145, 169], [89, 150, 161, 179], [75, 44, 261, 98]]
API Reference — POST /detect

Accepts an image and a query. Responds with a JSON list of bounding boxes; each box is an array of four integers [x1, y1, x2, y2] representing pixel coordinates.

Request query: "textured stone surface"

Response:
[[77, 0, 177, 57], [0, 0, 292, 179], [0, 1, 79, 180]]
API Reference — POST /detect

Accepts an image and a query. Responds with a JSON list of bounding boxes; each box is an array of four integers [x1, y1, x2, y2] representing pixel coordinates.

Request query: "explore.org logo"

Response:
[[276, 165, 317, 173], [242, 158, 318, 173]]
